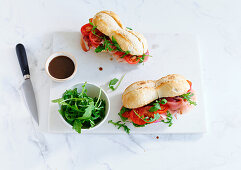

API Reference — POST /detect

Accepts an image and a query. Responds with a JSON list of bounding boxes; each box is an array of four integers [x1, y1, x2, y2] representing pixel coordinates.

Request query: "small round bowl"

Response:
[[58, 82, 110, 132], [45, 52, 77, 82]]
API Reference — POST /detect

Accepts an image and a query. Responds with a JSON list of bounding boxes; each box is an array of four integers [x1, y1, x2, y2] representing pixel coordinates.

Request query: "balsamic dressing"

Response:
[[48, 56, 75, 79]]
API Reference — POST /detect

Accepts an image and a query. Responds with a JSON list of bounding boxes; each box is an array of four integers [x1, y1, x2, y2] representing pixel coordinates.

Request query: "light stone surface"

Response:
[[0, 0, 241, 169]]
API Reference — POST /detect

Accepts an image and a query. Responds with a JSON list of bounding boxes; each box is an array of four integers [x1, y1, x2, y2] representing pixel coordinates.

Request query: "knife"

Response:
[[16, 44, 39, 125]]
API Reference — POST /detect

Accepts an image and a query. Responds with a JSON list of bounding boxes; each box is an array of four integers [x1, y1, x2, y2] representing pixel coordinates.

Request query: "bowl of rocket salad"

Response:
[[52, 82, 110, 133]]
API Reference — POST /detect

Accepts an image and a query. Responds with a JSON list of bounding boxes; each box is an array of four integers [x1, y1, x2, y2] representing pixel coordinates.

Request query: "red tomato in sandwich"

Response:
[[156, 105, 168, 114], [119, 107, 131, 118], [122, 110, 131, 118], [114, 51, 125, 57], [187, 80, 192, 92], [124, 55, 140, 64], [144, 105, 168, 123], [130, 105, 169, 125], [81, 23, 93, 36], [130, 107, 148, 125], [89, 30, 104, 47]]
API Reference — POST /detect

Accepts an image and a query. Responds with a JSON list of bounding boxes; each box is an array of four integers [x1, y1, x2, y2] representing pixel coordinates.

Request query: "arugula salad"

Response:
[[52, 83, 106, 133]]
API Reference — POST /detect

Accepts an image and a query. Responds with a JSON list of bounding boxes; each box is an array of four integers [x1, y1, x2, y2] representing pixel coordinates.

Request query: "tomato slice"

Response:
[[187, 80, 192, 92], [89, 30, 104, 47], [81, 23, 93, 36], [156, 105, 168, 114], [124, 55, 140, 64], [114, 51, 125, 57], [122, 111, 130, 118], [144, 105, 168, 124], [130, 108, 147, 125], [130, 105, 168, 125]]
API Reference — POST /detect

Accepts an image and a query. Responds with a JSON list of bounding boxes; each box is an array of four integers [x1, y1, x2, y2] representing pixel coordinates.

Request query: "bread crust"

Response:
[[122, 74, 190, 109], [156, 74, 190, 98], [92, 10, 148, 55], [96, 10, 124, 29], [125, 29, 148, 54]]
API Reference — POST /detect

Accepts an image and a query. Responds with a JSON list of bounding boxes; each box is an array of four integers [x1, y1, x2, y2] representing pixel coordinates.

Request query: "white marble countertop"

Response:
[[1, 0, 241, 169]]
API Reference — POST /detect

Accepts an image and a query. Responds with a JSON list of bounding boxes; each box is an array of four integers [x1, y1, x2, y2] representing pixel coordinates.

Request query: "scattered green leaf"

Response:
[[138, 55, 145, 63], [160, 98, 167, 105], [89, 19, 103, 38], [108, 74, 126, 91], [103, 37, 114, 51], [108, 120, 130, 134], [89, 19, 94, 26], [126, 27, 132, 30], [109, 78, 119, 91], [148, 102, 162, 112], [161, 111, 173, 127], [149, 113, 161, 122], [139, 53, 152, 63], [95, 45, 105, 53], [180, 92, 197, 106]]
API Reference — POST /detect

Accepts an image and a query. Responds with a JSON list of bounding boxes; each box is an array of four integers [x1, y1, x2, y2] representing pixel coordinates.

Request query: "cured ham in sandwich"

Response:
[[80, 10, 150, 64], [119, 74, 197, 127]]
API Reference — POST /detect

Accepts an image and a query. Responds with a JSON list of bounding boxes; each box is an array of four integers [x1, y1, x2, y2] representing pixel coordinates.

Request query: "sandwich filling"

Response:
[[118, 80, 196, 127], [80, 19, 150, 64]]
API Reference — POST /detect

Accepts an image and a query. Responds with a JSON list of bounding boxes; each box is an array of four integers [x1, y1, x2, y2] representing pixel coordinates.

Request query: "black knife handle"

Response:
[[16, 44, 30, 77]]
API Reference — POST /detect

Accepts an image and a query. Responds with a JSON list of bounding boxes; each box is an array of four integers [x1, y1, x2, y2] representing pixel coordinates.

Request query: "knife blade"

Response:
[[21, 79, 39, 124], [16, 44, 39, 125]]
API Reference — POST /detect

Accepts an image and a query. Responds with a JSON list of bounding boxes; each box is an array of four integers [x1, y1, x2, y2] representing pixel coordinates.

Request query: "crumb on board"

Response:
[[156, 136, 159, 139], [99, 67, 103, 71]]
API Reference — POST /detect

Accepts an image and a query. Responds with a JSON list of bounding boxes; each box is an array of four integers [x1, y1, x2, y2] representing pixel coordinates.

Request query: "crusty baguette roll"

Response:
[[92, 10, 148, 55], [122, 80, 159, 109], [122, 74, 190, 109]]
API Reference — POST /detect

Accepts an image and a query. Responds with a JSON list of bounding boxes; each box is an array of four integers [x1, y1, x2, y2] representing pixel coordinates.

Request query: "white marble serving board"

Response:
[[48, 32, 206, 133]]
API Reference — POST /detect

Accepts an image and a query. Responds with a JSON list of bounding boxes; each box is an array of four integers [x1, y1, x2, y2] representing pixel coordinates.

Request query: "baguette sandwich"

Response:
[[80, 10, 150, 64], [119, 74, 197, 127]]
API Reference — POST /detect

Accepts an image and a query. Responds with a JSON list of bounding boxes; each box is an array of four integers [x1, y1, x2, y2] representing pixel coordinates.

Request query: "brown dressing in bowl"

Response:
[[48, 56, 75, 79]]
